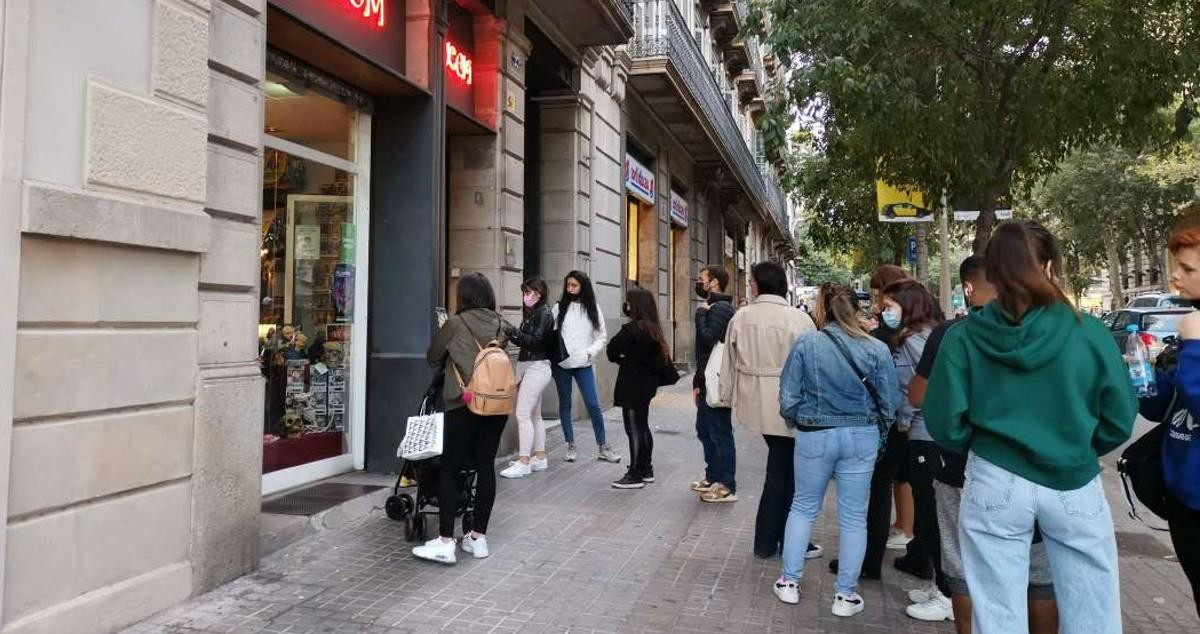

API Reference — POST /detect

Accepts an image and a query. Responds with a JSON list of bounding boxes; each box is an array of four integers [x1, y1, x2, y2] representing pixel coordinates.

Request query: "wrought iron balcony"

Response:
[[626, 0, 787, 237]]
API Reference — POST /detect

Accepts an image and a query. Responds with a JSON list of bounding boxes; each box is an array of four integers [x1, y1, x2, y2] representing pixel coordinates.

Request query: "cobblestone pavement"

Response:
[[130, 382, 1198, 634]]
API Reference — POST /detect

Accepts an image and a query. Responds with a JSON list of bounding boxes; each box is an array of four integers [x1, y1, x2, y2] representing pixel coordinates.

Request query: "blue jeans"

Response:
[[552, 365, 606, 446], [781, 426, 877, 595], [960, 452, 1120, 634], [696, 394, 736, 492]]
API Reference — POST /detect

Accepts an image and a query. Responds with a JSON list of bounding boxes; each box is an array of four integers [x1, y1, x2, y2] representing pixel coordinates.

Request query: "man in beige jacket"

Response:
[[719, 261, 818, 559]]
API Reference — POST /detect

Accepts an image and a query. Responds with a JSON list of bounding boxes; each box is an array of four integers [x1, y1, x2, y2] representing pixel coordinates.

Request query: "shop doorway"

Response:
[[259, 64, 372, 495]]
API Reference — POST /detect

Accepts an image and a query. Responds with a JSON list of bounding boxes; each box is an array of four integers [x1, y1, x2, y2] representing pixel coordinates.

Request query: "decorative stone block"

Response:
[[154, 0, 210, 108]]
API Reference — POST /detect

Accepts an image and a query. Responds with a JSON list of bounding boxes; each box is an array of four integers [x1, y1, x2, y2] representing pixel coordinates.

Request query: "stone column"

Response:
[[191, 0, 266, 593]]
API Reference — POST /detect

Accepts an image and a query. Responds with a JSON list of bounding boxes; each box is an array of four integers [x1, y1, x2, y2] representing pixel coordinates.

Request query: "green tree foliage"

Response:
[[753, 0, 1200, 254]]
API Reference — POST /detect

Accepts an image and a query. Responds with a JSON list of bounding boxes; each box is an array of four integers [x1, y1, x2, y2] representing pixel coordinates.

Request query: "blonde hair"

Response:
[[824, 284, 869, 338]]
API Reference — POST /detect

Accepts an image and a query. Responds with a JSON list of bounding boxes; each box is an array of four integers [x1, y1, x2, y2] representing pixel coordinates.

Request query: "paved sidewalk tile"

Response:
[[129, 383, 1198, 634]]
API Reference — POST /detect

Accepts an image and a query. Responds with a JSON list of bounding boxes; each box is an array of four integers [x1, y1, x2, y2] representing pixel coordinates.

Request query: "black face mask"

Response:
[[695, 281, 710, 299]]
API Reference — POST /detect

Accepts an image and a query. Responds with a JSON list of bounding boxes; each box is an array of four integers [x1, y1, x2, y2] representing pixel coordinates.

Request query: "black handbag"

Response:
[[822, 329, 891, 458], [1118, 423, 1172, 525], [657, 357, 681, 386]]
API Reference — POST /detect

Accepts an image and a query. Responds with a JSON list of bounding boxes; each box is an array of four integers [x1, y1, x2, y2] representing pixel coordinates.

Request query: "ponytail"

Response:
[[823, 284, 869, 339]]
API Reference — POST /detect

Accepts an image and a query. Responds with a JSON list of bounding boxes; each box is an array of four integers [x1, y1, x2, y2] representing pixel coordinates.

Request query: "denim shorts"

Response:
[[934, 480, 1055, 600]]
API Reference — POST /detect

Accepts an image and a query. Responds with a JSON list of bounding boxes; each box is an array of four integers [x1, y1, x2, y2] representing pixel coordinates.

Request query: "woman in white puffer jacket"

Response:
[[551, 271, 620, 463]]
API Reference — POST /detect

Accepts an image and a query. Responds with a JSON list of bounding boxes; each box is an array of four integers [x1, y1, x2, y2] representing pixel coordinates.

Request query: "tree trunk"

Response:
[[1103, 231, 1124, 309], [971, 187, 1004, 255], [916, 223, 930, 284]]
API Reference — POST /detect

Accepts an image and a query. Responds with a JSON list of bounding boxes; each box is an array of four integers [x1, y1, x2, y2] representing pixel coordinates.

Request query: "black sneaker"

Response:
[[641, 466, 655, 482], [611, 470, 645, 489], [893, 555, 934, 580], [829, 558, 881, 580]]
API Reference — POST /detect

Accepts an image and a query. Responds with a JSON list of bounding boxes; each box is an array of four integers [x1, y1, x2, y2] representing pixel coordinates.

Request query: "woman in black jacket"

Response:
[[607, 286, 672, 489], [501, 277, 555, 479]]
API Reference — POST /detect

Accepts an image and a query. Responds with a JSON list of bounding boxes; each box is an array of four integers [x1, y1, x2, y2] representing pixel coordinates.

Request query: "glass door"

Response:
[[259, 67, 371, 495]]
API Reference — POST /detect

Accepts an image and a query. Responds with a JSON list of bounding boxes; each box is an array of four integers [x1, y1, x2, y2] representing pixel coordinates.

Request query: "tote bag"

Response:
[[704, 341, 730, 407]]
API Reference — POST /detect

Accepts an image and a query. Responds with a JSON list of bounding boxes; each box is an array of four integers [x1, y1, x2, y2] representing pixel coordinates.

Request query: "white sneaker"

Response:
[[460, 534, 490, 559], [887, 530, 914, 550], [907, 584, 939, 605], [773, 578, 800, 605], [596, 445, 622, 463], [530, 457, 549, 472], [832, 593, 865, 617], [805, 543, 824, 560], [412, 538, 456, 564], [500, 461, 532, 479], [906, 593, 954, 622], [564, 444, 577, 462]]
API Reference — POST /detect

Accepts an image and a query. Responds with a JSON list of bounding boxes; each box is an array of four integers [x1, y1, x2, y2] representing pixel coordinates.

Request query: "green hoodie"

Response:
[[924, 301, 1136, 491]]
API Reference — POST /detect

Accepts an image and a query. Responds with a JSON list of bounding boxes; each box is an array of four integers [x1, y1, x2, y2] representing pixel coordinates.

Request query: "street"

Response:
[[129, 382, 1198, 634]]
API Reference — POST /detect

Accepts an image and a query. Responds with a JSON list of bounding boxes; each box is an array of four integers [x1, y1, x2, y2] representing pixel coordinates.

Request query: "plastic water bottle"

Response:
[[1126, 324, 1157, 398]]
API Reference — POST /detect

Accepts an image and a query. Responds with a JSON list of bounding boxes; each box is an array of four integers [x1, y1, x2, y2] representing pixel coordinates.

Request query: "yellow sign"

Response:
[[876, 180, 932, 223]]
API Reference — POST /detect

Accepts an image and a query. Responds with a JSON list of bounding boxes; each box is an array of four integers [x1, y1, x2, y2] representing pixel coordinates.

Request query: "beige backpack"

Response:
[[452, 318, 516, 416]]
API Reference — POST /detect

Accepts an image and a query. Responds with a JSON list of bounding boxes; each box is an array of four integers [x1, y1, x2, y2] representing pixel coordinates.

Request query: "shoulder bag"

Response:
[[822, 329, 890, 458]]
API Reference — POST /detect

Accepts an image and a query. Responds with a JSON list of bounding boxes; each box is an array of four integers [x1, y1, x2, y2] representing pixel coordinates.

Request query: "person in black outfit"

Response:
[[691, 265, 739, 502], [607, 285, 671, 489]]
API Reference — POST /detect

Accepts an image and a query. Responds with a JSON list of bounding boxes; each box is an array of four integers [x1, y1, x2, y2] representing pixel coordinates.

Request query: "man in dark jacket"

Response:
[[692, 265, 738, 502]]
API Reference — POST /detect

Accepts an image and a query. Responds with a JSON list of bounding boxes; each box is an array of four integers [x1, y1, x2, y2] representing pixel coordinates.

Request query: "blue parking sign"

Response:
[[907, 236, 918, 263]]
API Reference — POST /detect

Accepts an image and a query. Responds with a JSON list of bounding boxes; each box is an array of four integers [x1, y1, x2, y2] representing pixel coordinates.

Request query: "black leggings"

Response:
[[438, 407, 507, 538], [905, 440, 946, 592], [863, 425, 908, 576], [1168, 497, 1200, 618], [622, 403, 653, 476]]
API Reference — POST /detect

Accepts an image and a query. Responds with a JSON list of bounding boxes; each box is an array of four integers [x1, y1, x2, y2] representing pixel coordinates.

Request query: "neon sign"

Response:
[[445, 41, 473, 85], [346, 0, 384, 28]]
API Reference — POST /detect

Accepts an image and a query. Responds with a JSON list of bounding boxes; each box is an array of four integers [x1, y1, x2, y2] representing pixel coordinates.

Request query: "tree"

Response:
[[753, 0, 1200, 254], [1021, 140, 1200, 307]]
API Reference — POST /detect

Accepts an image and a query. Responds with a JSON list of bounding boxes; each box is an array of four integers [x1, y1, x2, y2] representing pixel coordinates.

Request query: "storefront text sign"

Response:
[[669, 190, 688, 227], [625, 156, 655, 205], [270, 0, 404, 77], [345, 0, 384, 27], [446, 41, 473, 85]]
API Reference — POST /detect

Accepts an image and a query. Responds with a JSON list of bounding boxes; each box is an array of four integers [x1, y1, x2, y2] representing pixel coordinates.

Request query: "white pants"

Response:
[[515, 360, 552, 457]]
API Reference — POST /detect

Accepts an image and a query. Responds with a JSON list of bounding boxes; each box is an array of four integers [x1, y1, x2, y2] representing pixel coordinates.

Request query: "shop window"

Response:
[[627, 199, 639, 284], [260, 69, 363, 476]]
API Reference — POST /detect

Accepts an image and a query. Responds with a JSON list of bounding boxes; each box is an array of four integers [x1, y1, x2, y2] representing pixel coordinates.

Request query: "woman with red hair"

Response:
[[1138, 224, 1200, 617]]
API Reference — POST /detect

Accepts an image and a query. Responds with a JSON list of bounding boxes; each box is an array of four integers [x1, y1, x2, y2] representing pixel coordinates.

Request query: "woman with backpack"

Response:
[[552, 271, 620, 464], [924, 223, 1136, 633], [1138, 225, 1200, 617], [773, 284, 900, 616], [606, 286, 673, 489], [501, 277, 555, 479], [415, 273, 515, 565]]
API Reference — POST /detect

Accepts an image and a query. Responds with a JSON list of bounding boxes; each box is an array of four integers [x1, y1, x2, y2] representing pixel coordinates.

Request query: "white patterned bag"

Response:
[[397, 396, 443, 460]]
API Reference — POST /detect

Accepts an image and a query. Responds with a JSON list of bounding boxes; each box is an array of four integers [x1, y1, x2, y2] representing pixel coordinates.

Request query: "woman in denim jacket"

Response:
[[773, 285, 900, 617]]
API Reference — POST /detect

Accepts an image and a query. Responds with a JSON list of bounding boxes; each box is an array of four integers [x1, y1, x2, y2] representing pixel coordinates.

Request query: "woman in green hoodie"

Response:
[[924, 222, 1136, 634]]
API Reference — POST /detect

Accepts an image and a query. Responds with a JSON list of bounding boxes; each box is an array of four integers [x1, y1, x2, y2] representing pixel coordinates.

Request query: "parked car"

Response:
[[1106, 307, 1192, 362], [1126, 293, 1190, 309]]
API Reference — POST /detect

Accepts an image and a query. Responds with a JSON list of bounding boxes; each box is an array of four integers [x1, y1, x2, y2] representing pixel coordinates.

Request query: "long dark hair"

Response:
[[456, 272, 495, 313], [557, 270, 601, 331], [521, 276, 548, 318], [625, 286, 671, 364], [986, 222, 1071, 322], [823, 284, 869, 338], [882, 279, 939, 347]]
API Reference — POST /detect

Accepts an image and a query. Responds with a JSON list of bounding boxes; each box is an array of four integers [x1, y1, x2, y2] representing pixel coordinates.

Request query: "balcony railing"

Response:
[[628, 0, 786, 234]]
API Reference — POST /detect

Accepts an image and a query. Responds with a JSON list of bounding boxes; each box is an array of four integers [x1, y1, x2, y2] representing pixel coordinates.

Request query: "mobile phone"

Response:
[[434, 307, 448, 328]]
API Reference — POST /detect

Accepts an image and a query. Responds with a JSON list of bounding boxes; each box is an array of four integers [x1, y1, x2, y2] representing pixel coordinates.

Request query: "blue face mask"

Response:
[[881, 309, 902, 330]]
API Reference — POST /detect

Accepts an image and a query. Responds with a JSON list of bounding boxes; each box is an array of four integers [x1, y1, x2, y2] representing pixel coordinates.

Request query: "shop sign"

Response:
[[269, 0, 404, 77], [954, 209, 1014, 221], [669, 190, 688, 227], [625, 155, 655, 204], [445, 41, 473, 85], [444, 2, 476, 114]]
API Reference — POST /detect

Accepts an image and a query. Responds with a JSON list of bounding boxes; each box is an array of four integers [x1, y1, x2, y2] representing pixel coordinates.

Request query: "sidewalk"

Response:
[[129, 382, 1198, 634]]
